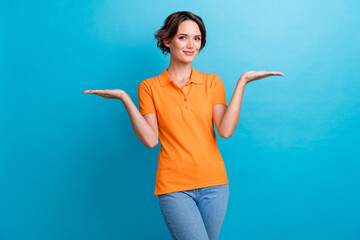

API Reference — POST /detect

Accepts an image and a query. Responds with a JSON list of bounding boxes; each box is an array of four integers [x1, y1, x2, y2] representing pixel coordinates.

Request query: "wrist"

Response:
[[118, 91, 129, 101], [237, 78, 247, 87]]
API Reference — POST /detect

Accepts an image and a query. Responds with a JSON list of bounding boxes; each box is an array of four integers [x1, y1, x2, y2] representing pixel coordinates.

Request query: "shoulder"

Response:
[[139, 76, 157, 87], [138, 72, 162, 90], [195, 68, 217, 78], [197, 68, 222, 80], [193, 68, 219, 85], [195, 69, 223, 89]]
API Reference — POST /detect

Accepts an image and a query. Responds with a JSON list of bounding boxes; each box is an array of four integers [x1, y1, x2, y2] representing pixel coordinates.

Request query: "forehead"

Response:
[[177, 20, 201, 35]]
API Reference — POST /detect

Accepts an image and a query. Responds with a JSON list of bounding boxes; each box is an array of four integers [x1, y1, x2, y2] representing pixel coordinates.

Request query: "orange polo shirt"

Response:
[[138, 66, 229, 195]]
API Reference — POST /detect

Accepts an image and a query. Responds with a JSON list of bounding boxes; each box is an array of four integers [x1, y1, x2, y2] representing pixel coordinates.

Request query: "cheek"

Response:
[[196, 42, 202, 50], [176, 41, 187, 49]]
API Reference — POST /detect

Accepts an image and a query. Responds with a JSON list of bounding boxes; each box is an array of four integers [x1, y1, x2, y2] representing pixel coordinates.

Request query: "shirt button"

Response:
[[184, 98, 187, 101], [185, 106, 188, 109]]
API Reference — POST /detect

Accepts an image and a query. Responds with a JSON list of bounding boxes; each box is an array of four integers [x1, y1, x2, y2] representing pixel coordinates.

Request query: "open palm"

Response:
[[82, 89, 124, 99], [240, 71, 285, 84]]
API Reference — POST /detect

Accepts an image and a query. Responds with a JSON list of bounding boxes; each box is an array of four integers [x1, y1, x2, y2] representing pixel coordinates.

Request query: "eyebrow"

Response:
[[177, 33, 202, 37]]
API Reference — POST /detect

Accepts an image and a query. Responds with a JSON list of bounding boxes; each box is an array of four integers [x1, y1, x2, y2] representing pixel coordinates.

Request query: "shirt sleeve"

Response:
[[138, 81, 156, 115], [212, 74, 227, 106]]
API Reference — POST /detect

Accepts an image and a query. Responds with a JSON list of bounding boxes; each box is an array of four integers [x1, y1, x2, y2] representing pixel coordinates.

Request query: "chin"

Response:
[[180, 58, 195, 64], [183, 54, 198, 62]]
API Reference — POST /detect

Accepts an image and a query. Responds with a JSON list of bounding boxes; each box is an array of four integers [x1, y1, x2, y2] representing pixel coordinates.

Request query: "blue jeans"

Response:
[[158, 184, 229, 240]]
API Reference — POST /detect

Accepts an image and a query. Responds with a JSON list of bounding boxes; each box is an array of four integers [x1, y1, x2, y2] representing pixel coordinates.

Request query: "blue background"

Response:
[[1, 0, 360, 239]]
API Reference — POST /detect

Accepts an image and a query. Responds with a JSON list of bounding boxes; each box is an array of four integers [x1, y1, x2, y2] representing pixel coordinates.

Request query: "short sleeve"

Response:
[[212, 75, 227, 106], [138, 81, 156, 115]]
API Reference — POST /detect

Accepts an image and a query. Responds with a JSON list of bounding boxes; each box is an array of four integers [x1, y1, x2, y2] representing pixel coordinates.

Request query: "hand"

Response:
[[239, 71, 285, 85], [82, 89, 126, 100]]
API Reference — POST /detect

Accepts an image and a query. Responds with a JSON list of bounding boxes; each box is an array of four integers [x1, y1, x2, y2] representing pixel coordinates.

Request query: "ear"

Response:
[[164, 39, 171, 48]]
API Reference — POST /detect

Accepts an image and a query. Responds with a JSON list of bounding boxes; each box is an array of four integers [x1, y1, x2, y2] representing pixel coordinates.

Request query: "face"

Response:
[[164, 20, 202, 63]]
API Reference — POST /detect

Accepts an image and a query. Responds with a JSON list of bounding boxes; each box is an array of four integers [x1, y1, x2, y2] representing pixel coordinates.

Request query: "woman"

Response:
[[83, 11, 284, 240]]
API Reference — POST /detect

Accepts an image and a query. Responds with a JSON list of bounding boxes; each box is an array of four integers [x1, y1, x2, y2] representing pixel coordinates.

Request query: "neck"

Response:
[[167, 58, 192, 82]]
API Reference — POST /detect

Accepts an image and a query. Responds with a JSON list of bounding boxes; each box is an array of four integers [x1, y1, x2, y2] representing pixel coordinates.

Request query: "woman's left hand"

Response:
[[239, 71, 285, 85]]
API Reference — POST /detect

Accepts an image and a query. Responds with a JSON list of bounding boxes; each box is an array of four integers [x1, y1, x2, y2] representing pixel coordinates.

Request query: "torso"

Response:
[[138, 67, 229, 195]]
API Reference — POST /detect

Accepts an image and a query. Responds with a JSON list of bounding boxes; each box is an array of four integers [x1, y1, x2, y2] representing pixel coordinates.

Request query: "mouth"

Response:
[[183, 51, 195, 56]]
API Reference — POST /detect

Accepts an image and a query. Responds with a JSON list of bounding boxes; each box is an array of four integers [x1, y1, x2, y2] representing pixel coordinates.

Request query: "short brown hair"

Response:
[[154, 11, 207, 55]]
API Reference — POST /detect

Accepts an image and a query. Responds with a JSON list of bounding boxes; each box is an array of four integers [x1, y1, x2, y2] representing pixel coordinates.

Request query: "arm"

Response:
[[213, 70, 285, 138], [213, 81, 246, 139], [120, 92, 159, 148], [82, 89, 158, 148]]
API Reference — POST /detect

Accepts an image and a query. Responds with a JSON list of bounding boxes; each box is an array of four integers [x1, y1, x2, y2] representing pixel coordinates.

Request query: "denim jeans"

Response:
[[158, 184, 229, 240]]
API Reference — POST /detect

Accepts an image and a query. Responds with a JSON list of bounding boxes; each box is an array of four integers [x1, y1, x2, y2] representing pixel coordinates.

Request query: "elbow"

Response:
[[220, 134, 231, 139], [145, 138, 159, 148], [219, 131, 233, 139]]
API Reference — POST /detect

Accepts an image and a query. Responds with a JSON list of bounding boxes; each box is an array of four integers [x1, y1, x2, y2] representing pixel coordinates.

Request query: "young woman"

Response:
[[83, 11, 284, 240]]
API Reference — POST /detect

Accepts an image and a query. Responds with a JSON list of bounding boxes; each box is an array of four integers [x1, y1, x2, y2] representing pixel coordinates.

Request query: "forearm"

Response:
[[219, 80, 246, 138], [119, 93, 158, 148]]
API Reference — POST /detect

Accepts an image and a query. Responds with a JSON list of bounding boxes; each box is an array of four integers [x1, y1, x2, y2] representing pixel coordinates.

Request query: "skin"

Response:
[[83, 19, 285, 144]]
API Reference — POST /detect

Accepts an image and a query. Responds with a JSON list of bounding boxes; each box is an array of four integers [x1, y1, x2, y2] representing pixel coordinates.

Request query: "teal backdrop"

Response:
[[1, 0, 360, 239]]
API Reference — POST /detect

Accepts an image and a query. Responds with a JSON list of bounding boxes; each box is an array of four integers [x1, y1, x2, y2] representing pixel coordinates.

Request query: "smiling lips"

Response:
[[183, 51, 195, 56]]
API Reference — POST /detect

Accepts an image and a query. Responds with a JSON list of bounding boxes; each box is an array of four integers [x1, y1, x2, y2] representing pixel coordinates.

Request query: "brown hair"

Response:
[[154, 11, 207, 55]]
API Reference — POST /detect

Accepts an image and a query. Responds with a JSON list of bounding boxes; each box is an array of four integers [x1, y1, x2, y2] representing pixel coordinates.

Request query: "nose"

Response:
[[187, 39, 194, 49]]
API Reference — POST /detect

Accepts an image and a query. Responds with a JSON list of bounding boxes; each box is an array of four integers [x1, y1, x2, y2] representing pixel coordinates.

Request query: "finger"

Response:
[[92, 90, 104, 94], [94, 92, 106, 97], [272, 72, 284, 75], [267, 72, 285, 77], [93, 93, 107, 98], [260, 71, 275, 77], [86, 90, 98, 94]]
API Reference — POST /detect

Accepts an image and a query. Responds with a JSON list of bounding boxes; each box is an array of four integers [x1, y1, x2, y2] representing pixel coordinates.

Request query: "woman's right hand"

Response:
[[82, 89, 126, 100]]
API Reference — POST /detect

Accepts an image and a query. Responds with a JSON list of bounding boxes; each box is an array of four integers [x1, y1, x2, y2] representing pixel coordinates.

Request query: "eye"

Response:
[[195, 37, 201, 41], [179, 36, 186, 40]]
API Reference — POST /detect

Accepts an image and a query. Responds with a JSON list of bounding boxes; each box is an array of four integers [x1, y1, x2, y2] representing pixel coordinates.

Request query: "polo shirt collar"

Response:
[[159, 66, 204, 87]]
